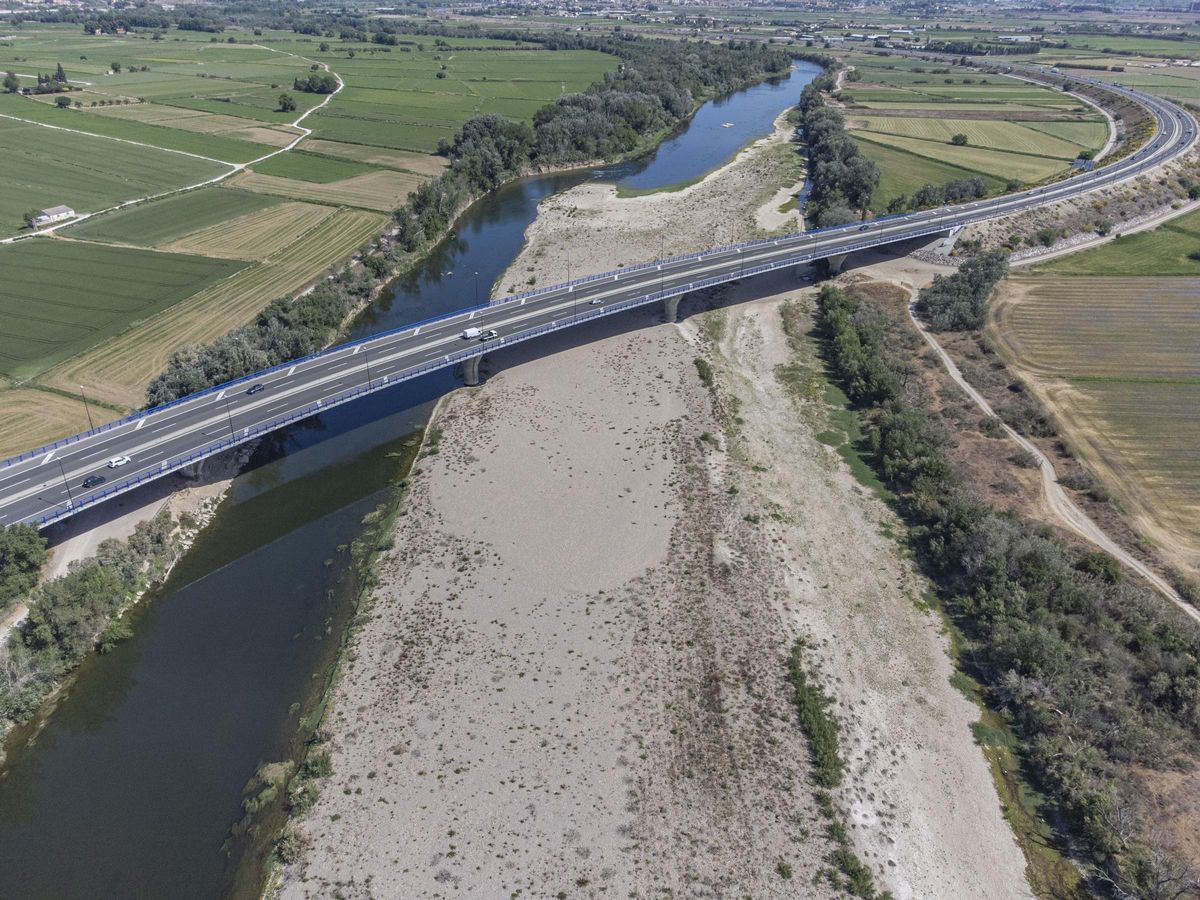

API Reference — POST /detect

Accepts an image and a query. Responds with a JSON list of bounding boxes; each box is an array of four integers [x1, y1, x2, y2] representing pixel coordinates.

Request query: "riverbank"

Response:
[[278, 266, 1032, 897], [496, 107, 805, 295]]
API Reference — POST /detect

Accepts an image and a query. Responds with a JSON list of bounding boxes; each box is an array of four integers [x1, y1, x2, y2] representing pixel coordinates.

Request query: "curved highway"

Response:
[[1, 65, 1194, 528]]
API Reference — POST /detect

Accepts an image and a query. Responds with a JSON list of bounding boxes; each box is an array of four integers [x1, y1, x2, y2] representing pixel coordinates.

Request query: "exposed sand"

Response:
[[279, 265, 1030, 898], [496, 110, 803, 297]]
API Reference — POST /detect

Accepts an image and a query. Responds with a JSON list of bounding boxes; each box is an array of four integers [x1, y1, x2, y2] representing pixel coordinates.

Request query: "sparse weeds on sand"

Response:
[[693, 356, 715, 389], [786, 639, 893, 899]]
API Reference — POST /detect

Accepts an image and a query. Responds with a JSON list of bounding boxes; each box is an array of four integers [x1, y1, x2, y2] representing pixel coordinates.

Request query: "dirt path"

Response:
[[1, 46, 342, 245], [908, 302, 1193, 616]]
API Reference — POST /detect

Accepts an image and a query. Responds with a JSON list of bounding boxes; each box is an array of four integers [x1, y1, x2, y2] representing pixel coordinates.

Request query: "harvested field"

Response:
[[42, 209, 387, 408], [0, 238, 248, 380], [227, 169, 424, 211], [0, 388, 117, 461], [67, 188, 281, 248], [160, 202, 336, 260], [299, 140, 450, 176], [94, 103, 303, 147], [991, 274, 1200, 573]]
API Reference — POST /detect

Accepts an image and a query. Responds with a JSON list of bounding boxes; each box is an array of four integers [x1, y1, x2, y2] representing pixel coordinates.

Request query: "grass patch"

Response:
[[693, 356, 715, 389], [786, 640, 844, 788], [0, 239, 248, 380], [250, 150, 377, 184]]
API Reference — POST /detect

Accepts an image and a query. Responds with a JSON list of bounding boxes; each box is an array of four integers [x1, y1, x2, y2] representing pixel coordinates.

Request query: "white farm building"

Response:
[[31, 205, 76, 227]]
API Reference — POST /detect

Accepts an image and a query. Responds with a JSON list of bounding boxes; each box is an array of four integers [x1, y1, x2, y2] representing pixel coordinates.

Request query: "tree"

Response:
[[278, 92, 296, 113], [0, 524, 47, 604], [55, 95, 71, 109], [54, 62, 67, 84], [319, 42, 330, 52], [950, 133, 968, 146], [2, 72, 18, 93], [110, 61, 121, 73], [23, 209, 42, 227]]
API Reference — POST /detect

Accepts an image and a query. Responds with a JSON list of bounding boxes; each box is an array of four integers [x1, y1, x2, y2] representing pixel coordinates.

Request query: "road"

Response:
[[0, 68, 1193, 528]]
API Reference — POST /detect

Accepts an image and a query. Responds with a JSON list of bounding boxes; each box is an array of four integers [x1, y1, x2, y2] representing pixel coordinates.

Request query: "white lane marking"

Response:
[[287, 365, 296, 376], [469, 310, 476, 320], [40, 451, 54, 466], [217, 390, 226, 400], [135, 418, 147, 431], [520, 298, 526, 305], [413, 327, 420, 336], [353, 345, 361, 355]]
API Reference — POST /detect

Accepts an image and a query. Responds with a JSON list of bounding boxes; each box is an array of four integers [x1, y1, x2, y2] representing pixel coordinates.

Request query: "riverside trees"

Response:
[[796, 79, 880, 222], [817, 281, 1200, 900]]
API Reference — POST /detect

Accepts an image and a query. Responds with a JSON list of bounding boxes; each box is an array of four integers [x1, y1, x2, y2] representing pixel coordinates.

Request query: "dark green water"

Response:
[[0, 62, 816, 900]]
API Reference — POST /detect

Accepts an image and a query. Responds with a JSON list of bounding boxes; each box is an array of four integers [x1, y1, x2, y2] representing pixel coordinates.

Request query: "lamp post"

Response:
[[78, 385, 95, 431], [364, 346, 374, 390], [57, 459, 75, 508], [473, 271, 480, 305], [223, 397, 236, 440]]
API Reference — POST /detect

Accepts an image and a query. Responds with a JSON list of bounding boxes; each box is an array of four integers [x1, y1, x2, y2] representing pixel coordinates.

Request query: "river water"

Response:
[[0, 61, 817, 900]]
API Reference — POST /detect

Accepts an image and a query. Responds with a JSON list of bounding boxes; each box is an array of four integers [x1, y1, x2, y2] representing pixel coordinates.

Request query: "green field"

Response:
[[855, 131, 1073, 182], [856, 139, 1006, 211], [67, 188, 282, 246], [847, 115, 1093, 159], [1036, 208, 1200, 275], [0, 116, 230, 237], [0, 239, 248, 379], [0, 93, 275, 163], [250, 150, 376, 183]]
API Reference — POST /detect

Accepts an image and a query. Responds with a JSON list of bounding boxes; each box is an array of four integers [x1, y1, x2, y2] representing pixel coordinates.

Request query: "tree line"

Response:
[[913, 249, 1009, 330], [816, 281, 1200, 899], [394, 34, 792, 252], [796, 70, 881, 225]]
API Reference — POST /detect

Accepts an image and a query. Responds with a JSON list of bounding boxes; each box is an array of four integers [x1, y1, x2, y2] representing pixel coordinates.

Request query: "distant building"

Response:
[[31, 205, 75, 227]]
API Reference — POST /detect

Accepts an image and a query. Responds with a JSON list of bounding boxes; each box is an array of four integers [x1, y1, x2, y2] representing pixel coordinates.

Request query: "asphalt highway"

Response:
[[1, 66, 1193, 528]]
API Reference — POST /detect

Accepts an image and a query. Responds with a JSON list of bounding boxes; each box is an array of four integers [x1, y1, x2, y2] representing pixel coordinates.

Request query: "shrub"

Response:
[[950, 132, 968, 145]]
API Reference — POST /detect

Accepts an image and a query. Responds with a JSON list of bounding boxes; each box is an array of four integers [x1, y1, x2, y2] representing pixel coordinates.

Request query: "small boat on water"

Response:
[[721, 122, 735, 128]]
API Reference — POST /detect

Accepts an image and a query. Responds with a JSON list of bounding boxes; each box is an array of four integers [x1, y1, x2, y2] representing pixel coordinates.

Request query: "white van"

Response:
[[461, 327, 482, 340]]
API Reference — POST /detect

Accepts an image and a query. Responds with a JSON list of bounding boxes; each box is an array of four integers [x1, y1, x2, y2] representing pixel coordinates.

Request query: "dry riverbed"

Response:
[[278, 270, 1030, 899]]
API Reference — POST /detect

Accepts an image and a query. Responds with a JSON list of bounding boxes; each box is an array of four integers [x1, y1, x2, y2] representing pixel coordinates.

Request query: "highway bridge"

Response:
[[1, 66, 1194, 529]]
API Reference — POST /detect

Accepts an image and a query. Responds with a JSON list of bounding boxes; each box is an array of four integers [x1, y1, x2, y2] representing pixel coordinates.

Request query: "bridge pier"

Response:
[[826, 253, 849, 274], [463, 355, 482, 387], [663, 294, 681, 323]]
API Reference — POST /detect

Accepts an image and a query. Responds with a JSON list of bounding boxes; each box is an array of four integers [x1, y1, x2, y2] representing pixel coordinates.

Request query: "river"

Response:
[[0, 61, 818, 900]]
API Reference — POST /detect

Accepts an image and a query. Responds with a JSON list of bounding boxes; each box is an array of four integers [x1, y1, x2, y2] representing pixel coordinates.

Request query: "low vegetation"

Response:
[[817, 282, 1200, 899], [0, 512, 181, 744]]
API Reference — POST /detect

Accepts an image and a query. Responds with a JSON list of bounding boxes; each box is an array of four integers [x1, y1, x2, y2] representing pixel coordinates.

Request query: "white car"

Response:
[[589, 298, 604, 305], [107, 455, 132, 468]]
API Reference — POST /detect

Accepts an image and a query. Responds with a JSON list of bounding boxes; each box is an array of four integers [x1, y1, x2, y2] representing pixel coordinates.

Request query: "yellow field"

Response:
[[300, 139, 450, 176], [991, 275, 1200, 573], [227, 169, 426, 211], [96, 103, 302, 147], [42, 209, 387, 409], [0, 388, 119, 460], [161, 201, 336, 260]]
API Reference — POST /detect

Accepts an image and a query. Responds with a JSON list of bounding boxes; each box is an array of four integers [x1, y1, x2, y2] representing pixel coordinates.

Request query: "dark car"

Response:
[[858, 224, 870, 231], [82, 474, 106, 489], [245, 383, 266, 396]]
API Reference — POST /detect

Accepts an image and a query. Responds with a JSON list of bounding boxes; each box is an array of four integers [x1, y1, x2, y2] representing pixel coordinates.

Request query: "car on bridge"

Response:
[[82, 475, 106, 489], [107, 455, 131, 468], [245, 383, 266, 396], [480, 330, 499, 342]]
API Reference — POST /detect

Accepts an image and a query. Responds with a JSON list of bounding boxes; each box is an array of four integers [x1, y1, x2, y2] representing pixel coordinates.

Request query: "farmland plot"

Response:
[[0, 239, 248, 380], [44, 209, 387, 408], [67, 188, 282, 247], [991, 274, 1200, 572], [227, 169, 424, 211], [0, 117, 230, 237], [161, 202, 335, 260]]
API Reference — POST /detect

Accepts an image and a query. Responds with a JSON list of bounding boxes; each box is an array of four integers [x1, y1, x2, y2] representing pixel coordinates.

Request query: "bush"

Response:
[[950, 132, 968, 145], [786, 640, 844, 788], [914, 250, 1008, 331]]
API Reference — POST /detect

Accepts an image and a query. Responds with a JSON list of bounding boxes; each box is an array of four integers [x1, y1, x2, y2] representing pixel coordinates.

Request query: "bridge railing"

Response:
[[6, 75, 1186, 478]]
